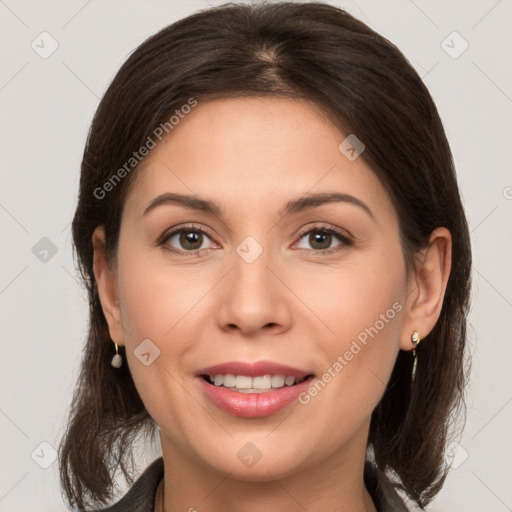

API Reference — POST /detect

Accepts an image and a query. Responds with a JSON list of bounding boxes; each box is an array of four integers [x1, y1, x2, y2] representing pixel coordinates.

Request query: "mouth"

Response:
[[196, 360, 315, 418], [199, 373, 314, 393], [195, 361, 316, 418]]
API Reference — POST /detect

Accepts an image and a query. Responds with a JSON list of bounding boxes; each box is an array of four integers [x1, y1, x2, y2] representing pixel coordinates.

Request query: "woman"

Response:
[[58, 2, 471, 511]]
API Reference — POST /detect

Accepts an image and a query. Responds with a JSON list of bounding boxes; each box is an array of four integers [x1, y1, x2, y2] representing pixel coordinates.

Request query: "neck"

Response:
[[157, 429, 377, 512]]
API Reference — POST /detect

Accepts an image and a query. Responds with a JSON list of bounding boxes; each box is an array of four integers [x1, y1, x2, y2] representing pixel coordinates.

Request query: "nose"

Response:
[[215, 237, 292, 337]]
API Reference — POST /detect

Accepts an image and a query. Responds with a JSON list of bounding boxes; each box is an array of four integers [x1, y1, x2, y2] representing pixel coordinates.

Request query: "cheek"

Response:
[[313, 253, 405, 423], [294, 244, 406, 356], [116, 240, 212, 346], [112, 241, 202, 411], [330, 262, 404, 354], [332, 253, 405, 371], [114, 265, 207, 435]]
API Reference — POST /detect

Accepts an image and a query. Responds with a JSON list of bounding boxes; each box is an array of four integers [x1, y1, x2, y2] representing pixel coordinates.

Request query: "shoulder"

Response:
[[86, 457, 164, 512]]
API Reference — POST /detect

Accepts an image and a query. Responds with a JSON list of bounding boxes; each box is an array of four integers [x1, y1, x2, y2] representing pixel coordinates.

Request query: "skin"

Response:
[[93, 97, 451, 512]]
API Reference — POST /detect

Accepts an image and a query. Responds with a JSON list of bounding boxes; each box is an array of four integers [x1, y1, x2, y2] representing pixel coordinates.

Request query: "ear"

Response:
[[92, 226, 125, 347], [400, 227, 452, 351]]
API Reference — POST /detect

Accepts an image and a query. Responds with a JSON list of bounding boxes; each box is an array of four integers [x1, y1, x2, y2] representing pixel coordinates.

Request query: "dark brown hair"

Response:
[[59, 2, 471, 510]]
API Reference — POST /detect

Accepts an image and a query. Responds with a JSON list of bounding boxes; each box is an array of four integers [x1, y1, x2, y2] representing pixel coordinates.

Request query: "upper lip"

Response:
[[197, 360, 313, 378]]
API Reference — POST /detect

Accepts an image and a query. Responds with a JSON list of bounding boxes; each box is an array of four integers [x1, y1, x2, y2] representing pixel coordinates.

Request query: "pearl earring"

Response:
[[411, 331, 421, 381], [111, 343, 123, 368]]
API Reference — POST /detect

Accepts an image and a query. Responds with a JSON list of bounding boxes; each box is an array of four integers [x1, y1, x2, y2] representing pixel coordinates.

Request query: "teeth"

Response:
[[208, 373, 308, 391], [235, 375, 253, 389], [285, 375, 295, 386], [223, 374, 236, 387], [271, 375, 285, 388]]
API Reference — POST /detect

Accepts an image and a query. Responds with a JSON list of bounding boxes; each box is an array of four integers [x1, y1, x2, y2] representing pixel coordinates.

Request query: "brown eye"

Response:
[[296, 226, 353, 254], [308, 231, 333, 251], [161, 226, 214, 253], [178, 230, 203, 250]]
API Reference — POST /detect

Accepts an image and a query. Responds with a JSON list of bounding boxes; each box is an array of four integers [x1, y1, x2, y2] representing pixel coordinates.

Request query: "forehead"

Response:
[[125, 97, 395, 221]]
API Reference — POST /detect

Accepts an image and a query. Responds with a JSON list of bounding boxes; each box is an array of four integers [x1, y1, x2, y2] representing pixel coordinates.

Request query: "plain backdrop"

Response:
[[1, 0, 511, 510]]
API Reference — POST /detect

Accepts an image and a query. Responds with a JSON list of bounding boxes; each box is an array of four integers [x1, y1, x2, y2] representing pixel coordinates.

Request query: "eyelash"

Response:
[[158, 223, 353, 256]]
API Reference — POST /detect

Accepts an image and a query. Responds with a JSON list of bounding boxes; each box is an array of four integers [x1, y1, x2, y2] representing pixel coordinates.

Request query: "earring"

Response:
[[411, 331, 421, 382], [111, 343, 123, 368]]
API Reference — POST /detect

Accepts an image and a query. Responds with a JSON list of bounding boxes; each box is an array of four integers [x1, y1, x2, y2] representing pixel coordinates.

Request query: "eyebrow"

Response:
[[142, 192, 374, 220]]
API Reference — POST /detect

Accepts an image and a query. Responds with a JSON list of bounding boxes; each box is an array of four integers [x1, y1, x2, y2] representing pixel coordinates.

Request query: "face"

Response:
[[99, 97, 413, 480]]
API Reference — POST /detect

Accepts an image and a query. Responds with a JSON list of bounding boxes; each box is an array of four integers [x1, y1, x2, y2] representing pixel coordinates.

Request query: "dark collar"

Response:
[[92, 457, 163, 512], [93, 457, 408, 512], [364, 460, 410, 511]]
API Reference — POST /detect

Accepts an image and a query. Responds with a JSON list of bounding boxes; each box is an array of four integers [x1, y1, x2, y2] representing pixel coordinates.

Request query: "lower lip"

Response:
[[197, 376, 314, 418]]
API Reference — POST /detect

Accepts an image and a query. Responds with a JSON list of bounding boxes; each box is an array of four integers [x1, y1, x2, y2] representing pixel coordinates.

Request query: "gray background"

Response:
[[1, 0, 511, 510]]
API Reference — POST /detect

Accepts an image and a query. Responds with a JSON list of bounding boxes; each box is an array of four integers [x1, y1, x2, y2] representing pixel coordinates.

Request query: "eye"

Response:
[[160, 224, 216, 254], [159, 223, 353, 256], [295, 225, 353, 254]]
